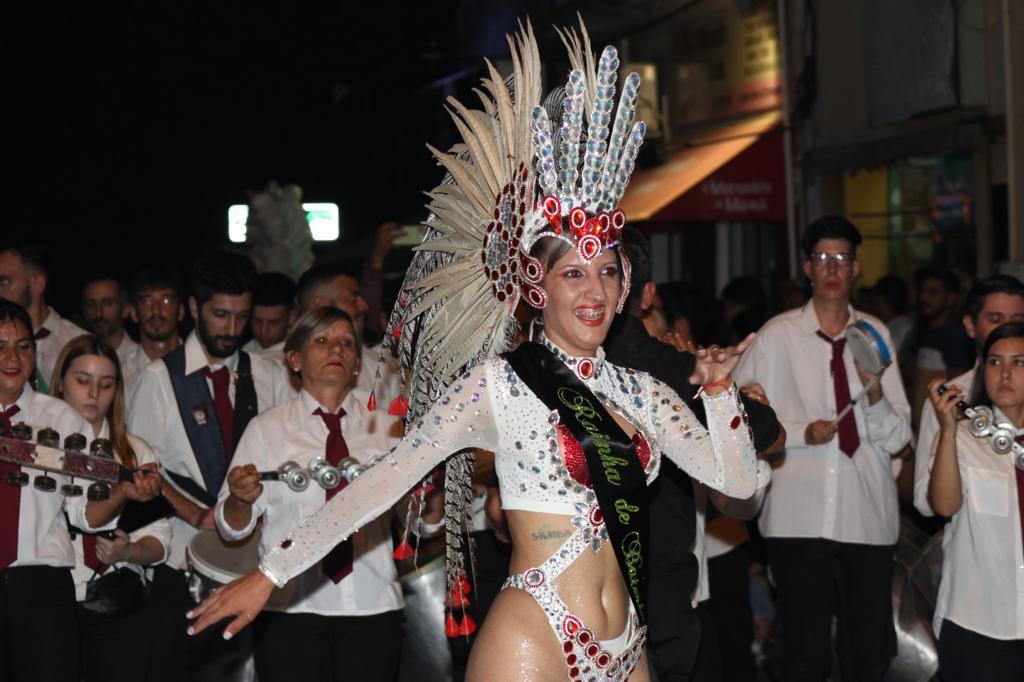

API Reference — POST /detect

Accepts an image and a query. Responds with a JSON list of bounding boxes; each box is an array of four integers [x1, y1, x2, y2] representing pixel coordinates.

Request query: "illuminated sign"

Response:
[[228, 203, 340, 243]]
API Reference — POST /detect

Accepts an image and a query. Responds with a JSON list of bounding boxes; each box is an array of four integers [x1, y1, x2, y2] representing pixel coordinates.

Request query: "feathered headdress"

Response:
[[383, 18, 645, 632]]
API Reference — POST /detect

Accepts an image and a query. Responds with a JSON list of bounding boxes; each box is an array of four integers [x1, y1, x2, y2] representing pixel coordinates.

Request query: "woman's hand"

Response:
[[227, 464, 263, 505], [928, 378, 962, 432], [117, 463, 161, 502], [689, 333, 756, 386], [187, 570, 276, 641], [95, 529, 134, 565]]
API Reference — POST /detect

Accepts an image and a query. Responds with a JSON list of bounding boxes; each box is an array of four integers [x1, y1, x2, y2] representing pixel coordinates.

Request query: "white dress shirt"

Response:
[[242, 338, 285, 357], [127, 331, 295, 569], [913, 366, 976, 517], [216, 388, 404, 616], [70, 426, 172, 601], [930, 408, 1024, 640], [35, 306, 87, 389], [733, 303, 912, 545], [113, 334, 143, 398], [356, 344, 404, 410], [0, 387, 114, 567]]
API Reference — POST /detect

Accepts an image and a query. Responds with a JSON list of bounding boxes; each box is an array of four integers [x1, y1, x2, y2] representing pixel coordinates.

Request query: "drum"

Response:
[[885, 520, 942, 682], [398, 555, 452, 682], [846, 320, 892, 375], [185, 529, 262, 605]]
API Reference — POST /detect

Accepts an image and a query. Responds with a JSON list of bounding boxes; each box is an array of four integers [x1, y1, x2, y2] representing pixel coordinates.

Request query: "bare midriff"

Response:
[[464, 405, 644, 682]]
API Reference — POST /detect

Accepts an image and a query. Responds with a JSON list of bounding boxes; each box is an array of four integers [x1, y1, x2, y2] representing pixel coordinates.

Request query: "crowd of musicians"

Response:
[[0, 214, 1021, 681]]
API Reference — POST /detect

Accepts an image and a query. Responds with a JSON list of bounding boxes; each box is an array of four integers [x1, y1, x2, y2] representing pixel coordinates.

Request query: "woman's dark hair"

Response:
[[50, 334, 137, 469], [190, 251, 257, 307], [970, 321, 1024, 407], [0, 299, 34, 342]]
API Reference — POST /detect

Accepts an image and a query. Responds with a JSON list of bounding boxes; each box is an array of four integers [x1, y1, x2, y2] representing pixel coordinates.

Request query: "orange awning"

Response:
[[619, 110, 782, 222]]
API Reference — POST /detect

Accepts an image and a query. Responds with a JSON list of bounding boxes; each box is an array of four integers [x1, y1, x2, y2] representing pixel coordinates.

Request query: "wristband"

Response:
[[696, 376, 732, 398]]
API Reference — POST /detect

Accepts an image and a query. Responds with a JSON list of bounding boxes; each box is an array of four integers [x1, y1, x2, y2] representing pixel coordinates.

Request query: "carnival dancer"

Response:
[[924, 322, 1024, 679], [189, 22, 769, 682], [50, 335, 171, 682], [128, 251, 294, 681], [0, 300, 159, 681], [216, 307, 405, 682], [733, 216, 912, 681]]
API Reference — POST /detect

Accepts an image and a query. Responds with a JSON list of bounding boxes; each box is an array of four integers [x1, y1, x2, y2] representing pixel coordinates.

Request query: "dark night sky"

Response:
[[9, 1, 475, 309], [8, 0, 668, 312]]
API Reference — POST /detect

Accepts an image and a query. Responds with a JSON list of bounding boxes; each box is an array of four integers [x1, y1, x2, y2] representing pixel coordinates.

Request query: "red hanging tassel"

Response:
[[366, 390, 377, 412], [392, 540, 415, 560], [458, 613, 477, 636], [459, 574, 472, 595], [414, 481, 436, 498], [444, 612, 460, 638], [445, 586, 471, 609], [387, 395, 409, 417]]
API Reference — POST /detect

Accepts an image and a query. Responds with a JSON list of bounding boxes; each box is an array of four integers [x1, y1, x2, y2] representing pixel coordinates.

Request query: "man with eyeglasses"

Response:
[[733, 216, 912, 681]]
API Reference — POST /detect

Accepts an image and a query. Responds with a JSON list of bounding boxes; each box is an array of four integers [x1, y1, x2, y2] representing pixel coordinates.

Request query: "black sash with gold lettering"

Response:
[[504, 341, 648, 624]]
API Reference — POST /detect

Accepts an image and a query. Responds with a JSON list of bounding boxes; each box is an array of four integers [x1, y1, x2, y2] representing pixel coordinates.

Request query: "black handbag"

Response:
[[81, 566, 148, 618]]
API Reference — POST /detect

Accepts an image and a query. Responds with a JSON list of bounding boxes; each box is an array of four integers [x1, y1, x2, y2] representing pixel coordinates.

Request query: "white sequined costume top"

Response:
[[260, 335, 770, 587]]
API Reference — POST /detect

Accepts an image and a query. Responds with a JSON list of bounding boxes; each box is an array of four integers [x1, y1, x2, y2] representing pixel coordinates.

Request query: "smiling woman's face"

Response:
[[0, 320, 34, 403], [539, 247, 622, 357], [289, 318, 360, 391]]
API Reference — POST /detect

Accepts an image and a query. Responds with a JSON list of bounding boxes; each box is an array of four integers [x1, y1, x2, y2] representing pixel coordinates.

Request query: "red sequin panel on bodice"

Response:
[[557, 424, 652, 487]]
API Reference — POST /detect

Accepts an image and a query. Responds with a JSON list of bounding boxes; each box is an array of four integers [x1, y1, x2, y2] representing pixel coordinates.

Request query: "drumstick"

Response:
[[830, 374, 882, 426]]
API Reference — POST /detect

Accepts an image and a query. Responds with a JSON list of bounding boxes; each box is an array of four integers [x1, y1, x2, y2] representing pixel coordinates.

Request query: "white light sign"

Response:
[[228, 203, 340, 243]]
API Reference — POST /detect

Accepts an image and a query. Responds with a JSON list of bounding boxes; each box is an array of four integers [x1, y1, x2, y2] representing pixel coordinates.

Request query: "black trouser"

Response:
[[765, 538, 896, 682], [0, 566, 79, 682], [692, 542, 757, 682], [937, 619, 1024, 682], [647, 567, 701, 682], [253, 609, 403, 682], [145, 565, 253, 682], [78, 599, 154, 682]]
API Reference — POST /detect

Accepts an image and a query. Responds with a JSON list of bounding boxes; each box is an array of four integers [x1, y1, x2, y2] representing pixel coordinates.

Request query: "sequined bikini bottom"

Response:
[[501, 504, 646, 682]]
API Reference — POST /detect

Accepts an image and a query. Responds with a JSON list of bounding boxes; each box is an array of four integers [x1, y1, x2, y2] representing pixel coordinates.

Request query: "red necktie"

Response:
[[202, 366, 235, 460], [82, 535, 108, 574], [33, 328, 51, 341], [314, 407, 353, 583], [816, 331, 860, 457], [1016, 435, 1024, 563], [0, 405, 23, 569]]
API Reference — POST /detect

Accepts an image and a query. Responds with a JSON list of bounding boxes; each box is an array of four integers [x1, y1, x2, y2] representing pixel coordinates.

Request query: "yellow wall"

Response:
[[843, 168, 889, 290]]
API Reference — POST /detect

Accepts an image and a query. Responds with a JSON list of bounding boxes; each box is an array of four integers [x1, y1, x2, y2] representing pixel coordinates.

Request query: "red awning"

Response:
[[619, 110, 785, 222]]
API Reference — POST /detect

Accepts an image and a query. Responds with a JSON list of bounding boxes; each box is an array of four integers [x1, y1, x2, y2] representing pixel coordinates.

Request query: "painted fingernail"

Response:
[[187, 626, 194, 636], [223, 630, 234, 641], [186, 610, 194, 618]]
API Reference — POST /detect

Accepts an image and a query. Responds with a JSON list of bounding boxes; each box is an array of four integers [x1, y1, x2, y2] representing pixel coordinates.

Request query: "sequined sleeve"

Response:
[[258, 362, 500, 587], [651, 379, 767, 500]]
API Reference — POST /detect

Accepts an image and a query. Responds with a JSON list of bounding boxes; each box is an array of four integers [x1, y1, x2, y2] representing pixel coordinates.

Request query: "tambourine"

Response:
[[846, 320, 892, 375], [937, 384, 1024, 469]]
